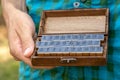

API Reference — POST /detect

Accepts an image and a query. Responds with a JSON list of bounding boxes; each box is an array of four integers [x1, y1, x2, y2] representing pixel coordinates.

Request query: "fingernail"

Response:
[[24, 48, 31, 57]]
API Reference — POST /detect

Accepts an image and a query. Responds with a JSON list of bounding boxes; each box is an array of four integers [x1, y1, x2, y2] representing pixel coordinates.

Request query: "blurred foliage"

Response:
[[0, 59, 19, 80], [0, 1, 19, 80], [0, 26, 8, 46]]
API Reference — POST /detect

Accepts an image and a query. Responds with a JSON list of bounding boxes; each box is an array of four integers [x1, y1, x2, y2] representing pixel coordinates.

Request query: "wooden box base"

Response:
[[32, 55, 106, 66]]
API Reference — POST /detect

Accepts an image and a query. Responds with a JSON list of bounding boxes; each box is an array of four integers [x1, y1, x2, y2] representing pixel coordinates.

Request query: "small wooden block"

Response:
[[69, 53, 77, 56], [37, 53, 45, 56], [96, 53, 103, 56], [62, 53, 70, 56], [89, 53, 96, 56], [76, 52, 83, 56], [82, 53, 90, 56]]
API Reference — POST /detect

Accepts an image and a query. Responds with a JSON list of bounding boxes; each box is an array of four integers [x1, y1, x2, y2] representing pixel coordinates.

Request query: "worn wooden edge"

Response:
[[40, 32, 106, 36], [44, 8, 108, 17], [105, 8, 109, 35], [37, 52, 102, 56], [38, 11, 46, 36]]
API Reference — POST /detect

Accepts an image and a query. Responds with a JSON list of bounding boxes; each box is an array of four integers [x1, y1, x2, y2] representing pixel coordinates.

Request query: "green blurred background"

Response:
[[0, 1, 19, 80]]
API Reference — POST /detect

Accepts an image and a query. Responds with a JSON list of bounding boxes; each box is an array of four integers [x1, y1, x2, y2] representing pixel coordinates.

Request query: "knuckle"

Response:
[[9, 47, 21, 61], [13, 57, 21, 61]]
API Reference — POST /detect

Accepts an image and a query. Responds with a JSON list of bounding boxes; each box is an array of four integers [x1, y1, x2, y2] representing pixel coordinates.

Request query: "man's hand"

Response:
[[2, 0, 55, 69], [7, 6, 35, 64]]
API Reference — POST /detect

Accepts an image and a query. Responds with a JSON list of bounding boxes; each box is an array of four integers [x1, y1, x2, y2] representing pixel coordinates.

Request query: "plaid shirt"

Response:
[[19, 0, 120, 80]]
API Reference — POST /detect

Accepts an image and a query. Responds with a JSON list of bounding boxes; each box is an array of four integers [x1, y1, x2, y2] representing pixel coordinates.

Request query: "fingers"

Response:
[[14, 57, 21, 61], [8, 33, 31, 65], [8, 23, 22, 60], [15, 14, 35, 58], [9, 34, 55, 69], [10, 49, 21, 61], [21, 30, 35, 58], [6, 9, 56, 69]]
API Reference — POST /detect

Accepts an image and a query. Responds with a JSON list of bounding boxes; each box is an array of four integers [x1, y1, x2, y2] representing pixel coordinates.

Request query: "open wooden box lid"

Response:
[[38, 8, 109, 35], [32, 8, 109, 66]]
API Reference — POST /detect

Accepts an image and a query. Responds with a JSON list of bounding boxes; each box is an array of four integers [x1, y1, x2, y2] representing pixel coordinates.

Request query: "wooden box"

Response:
[[32, 8, 109, 66]]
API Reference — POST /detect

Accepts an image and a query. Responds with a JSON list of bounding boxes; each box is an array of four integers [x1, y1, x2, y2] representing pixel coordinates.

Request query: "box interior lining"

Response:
[[44, 16, 106, 34]]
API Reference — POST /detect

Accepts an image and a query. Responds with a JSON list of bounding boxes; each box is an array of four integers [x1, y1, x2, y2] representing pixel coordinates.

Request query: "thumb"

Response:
[[23, 35, 34, 58], [16, 23, 35, 58]]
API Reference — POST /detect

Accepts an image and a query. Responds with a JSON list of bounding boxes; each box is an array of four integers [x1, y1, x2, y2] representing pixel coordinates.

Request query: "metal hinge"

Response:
[[60, 57, 77, 63]]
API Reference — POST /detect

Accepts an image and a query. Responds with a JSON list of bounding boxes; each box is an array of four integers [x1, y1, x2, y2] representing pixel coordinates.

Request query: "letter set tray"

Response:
[[32, 8, 109, 66]]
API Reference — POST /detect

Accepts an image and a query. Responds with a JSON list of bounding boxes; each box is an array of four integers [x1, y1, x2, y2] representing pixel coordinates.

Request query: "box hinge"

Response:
[[60, 57, 77, 63]]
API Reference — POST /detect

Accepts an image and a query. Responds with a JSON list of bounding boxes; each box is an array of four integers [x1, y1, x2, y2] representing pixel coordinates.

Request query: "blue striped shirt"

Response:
[[19, 0, 120, 80]]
